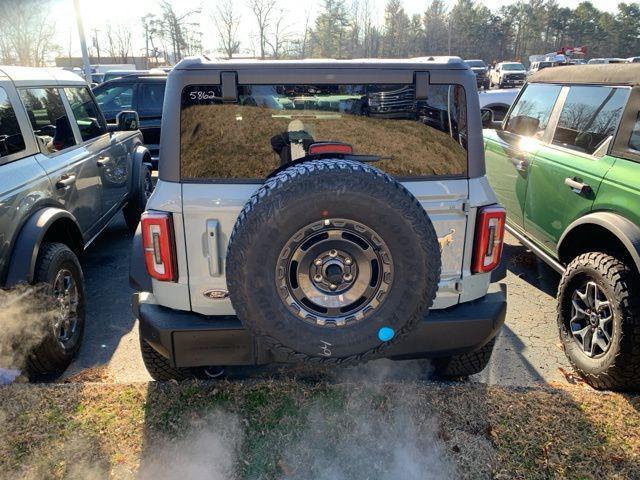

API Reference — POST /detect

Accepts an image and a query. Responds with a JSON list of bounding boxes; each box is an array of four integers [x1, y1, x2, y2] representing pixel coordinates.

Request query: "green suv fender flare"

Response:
[[558, 212, 640, 274]]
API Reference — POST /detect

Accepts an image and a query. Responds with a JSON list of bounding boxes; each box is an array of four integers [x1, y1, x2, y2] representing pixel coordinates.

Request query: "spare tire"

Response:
[[226, 159, 441, 364]]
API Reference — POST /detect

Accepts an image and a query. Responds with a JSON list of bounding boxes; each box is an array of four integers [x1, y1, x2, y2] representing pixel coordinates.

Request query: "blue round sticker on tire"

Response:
[[378, 327, 395, 342]]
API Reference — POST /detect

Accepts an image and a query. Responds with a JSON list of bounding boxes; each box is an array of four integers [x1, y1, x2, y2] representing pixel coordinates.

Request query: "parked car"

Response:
[[587, 58, 626, 64], [478, 88, 519, 122], [489, 62, 527, 89], [94, 72, 167, 167], [0, 66, 152, 376], [528, 60, 554, 75], [464, 59, 490, 90], [483, 64, 640, 391], [129, 57, 508, 381], [627, 57, 640, 63], [101, 70, 149, 84]]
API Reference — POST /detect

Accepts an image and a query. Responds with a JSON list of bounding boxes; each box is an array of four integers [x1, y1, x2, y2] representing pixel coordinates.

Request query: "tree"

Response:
[[157, 0, 201, 64], [423, 0, 449, 55], [310, 0, 351, 58], [249, 0, 277, 59], [381, 0, 411, 57], [266, 9, 293, 58], [213, 0, 241, 58], [0, 0, 58, 66], [105, 24, 132, 63]]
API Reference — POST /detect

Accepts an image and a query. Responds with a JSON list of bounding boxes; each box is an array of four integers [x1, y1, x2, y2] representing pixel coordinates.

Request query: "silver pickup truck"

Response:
[[0, 66, 152, 377]]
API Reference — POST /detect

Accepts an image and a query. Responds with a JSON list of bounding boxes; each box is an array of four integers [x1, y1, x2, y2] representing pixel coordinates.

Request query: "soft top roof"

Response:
[[530, 64, 640, 86], [0, 66, 86, 86], [174, 56, 468, 71]]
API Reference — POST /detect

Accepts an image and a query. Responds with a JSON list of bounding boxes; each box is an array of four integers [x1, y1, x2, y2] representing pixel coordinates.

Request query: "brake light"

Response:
[[308, 142, 353, 155], [472, 205, 506, 273], [141, 211, 177, 281]]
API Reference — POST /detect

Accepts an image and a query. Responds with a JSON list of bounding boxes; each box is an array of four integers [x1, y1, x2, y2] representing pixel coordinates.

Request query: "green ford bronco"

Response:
[[484, 64, 640, 391]]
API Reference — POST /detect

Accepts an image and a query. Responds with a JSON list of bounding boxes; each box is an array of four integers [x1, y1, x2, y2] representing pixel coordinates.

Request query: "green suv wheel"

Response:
[[557, 252, 640, 391]]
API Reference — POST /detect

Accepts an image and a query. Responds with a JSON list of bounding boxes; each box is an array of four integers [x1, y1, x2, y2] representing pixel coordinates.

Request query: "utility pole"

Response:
[[92, 28, 101, 63], [447, 16, 452, 56], [73, 0, 92, 83]]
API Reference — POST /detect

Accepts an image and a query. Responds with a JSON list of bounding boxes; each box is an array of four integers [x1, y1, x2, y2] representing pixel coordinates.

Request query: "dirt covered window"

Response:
[[180, 83, 467, 180]]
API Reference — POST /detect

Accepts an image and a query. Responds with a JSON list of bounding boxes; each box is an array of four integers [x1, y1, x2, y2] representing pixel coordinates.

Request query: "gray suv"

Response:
[[0, 67, 152, 376], [130, 57, 507, 380]]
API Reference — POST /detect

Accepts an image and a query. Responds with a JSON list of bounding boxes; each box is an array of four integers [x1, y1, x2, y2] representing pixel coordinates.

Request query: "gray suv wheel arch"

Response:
[[4, 208, 83, 288], [557, 211, 640, 274], [130, 144, 151, 197]]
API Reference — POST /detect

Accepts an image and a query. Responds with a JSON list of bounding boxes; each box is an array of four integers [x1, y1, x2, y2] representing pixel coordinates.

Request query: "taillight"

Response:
[[308, 142, 353, 155], [141, 211, 177, 281], [472, 205, 506, 273]]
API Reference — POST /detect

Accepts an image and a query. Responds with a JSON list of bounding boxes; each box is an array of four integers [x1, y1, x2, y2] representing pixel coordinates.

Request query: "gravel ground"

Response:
[[64, 215, 572, 386]]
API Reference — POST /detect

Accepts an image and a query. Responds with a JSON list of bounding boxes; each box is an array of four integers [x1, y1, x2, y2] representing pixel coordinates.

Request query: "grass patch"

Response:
[[0, 380, 638, 479]]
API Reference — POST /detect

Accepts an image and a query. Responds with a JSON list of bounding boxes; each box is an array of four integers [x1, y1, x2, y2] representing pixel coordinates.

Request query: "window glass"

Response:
[[138, 83, 166, 116], [0, 87, 25, 158], [552, 86, 629, 155], [505, 83, 562, 138], [628, 113, 640, 152], [64, 87, 106, 142], [94, 83, 134, 119], [502, 63, 525, 71], [180, 83, 468, 180], [20, 88, 76, 154]]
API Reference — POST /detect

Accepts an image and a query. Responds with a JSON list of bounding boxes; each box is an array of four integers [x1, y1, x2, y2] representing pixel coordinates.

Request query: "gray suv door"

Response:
[[19, 86, 103, 237], [64, 86, 131, 220]]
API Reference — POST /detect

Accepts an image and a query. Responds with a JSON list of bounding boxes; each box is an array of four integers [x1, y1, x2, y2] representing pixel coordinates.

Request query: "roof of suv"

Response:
[[174, 56, 468, 71], [0, 66, 87, 86], [100, 73, 167, 84], [530, 63, 640, 86]]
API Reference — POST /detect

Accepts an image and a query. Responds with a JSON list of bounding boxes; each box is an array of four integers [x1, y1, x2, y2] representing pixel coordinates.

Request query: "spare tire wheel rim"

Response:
[[276, 218, 393, 327]]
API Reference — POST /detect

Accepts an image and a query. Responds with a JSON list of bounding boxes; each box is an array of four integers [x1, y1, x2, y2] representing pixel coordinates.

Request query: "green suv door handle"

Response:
[[511, 158, 528, 172], [564, 177, 591, 195]]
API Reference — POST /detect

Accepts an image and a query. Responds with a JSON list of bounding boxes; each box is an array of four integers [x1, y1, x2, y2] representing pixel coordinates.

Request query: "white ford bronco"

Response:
[[130, 57, 508, 380]]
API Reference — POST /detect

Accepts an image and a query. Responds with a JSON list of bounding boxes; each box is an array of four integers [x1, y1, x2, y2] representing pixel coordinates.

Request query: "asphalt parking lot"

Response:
[[64, 213, 572, 386]]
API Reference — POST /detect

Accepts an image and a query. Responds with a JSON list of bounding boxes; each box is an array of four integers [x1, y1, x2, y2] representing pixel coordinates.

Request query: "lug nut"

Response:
[[314, 258, 323, 266], [343, 273, 353, 282], [329, 249, 338, 258], [314, 274, 323, 282], [344, 257, 352, 265], [329, 284, 337, 290]]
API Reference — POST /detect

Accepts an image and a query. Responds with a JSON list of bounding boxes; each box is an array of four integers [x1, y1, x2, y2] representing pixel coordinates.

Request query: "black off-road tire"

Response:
[[123, 164, 152, 232], [26, 242, 86, 376], [432, 338, 496, 377], [226, 159, 441, 365], [557, 252, 640, 391], [140, 339, 205, 381]]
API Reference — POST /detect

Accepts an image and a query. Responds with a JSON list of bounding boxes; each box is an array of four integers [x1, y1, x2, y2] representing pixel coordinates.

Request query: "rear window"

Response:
[[0, 87, 25, 159], [180, 83, 468, 180]]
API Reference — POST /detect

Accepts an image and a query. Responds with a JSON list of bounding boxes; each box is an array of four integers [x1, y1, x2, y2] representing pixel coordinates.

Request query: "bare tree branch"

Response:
[[213, 0, 241, 59]]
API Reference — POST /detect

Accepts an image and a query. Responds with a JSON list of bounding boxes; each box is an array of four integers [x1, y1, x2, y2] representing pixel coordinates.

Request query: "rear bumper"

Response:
[[135, 284, 507, 368]]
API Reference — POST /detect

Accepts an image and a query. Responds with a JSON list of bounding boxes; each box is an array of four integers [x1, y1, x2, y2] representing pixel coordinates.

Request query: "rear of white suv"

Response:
[[130, 57, 507, 380]]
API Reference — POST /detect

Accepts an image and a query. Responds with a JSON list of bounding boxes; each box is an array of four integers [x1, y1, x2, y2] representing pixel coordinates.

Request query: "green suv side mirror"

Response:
[[481, 108, 495, 128], [116, 110, 139, 131]]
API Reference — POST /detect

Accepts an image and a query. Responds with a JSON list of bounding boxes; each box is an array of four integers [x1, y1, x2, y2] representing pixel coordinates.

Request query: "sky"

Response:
[[51, 0, 619, 60]]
